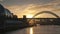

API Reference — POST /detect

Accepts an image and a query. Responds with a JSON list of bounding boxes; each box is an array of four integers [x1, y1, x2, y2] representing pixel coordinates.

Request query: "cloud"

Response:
[[6, 3, 60, 18], [0, 0, 3, 1], [1, 0, 60, 18], [1, 0, 60, 6]]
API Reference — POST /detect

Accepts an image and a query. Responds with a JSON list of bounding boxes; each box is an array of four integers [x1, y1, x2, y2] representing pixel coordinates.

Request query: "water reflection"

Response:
[[6, 25, 60, 34], [30, 27, 33, 34]]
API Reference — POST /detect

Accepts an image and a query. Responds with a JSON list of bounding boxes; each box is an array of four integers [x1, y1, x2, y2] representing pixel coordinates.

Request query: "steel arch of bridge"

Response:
[[33, 11, 59, 18], [28, 11, 60, 22]]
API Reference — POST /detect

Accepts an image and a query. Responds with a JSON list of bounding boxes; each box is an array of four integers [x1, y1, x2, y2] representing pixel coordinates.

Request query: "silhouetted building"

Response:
[[4, 9, 14, 18], [0, 4, 6, 32], [22, 15, 27, 22], [22, 15, 29, 25], [13, 15, 18, 20], [0, 4, 5, 16], [23, 15, 26, 19], [0, 4, 5, 20]]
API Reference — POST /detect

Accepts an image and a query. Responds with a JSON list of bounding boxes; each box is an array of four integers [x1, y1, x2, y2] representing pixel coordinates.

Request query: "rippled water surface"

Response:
[[6, 25, 60, 34]]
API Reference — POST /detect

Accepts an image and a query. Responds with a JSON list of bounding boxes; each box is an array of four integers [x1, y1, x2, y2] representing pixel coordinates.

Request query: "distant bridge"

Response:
[[33, 11, 59, 18], [28, 11, 60, 25], [28, 18, 60, 25]]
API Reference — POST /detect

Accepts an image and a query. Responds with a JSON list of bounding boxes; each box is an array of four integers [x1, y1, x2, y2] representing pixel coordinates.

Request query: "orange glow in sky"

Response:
[[1, 0, 60, 18], [26, 14, 33, 18]]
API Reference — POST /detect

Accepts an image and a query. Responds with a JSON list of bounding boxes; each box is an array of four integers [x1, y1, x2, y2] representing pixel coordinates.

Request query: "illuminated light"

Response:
[[30, 28, 33, 34], [27, 14, 33, 18]]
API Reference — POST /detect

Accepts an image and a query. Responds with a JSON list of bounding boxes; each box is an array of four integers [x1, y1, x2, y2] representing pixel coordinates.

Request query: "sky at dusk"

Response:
[[0, 0, 60, 18]]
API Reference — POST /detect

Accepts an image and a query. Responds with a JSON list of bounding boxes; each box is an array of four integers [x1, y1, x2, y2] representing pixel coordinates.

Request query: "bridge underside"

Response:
[[27, 18, 60, 25]]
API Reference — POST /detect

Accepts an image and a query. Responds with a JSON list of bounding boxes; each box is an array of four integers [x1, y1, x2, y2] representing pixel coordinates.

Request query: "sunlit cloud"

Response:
[[6, 3, 60, 18], [2, 0, 60, 18]]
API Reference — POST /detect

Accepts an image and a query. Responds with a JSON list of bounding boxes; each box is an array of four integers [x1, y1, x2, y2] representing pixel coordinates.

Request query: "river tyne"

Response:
[[6, 25, 60, 34]]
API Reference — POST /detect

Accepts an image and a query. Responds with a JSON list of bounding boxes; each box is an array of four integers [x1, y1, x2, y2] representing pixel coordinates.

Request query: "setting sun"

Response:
[[27, 14, 33, 18]]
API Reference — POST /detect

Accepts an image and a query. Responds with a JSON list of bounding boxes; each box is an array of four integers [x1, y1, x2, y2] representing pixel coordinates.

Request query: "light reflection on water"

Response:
[[30, 27, 33, 34], [6, 25, 60, 34]]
